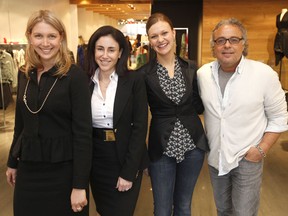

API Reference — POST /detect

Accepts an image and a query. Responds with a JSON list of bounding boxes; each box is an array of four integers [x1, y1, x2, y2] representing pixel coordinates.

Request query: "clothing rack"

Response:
[[0, 44, 26, 94], [0, 62, 6, 128], [0, 43, 27, 50]]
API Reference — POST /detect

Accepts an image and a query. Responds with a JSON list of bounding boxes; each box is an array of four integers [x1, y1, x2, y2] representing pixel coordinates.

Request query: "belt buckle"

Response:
[[104, 130, 116, 141]]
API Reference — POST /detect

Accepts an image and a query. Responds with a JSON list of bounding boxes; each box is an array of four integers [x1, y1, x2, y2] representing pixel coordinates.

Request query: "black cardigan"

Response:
[[138, 57, 209, 162]]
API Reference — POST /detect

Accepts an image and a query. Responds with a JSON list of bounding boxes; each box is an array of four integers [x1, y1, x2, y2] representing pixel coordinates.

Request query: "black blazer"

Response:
[[138, 57, 209, 162], [90, 70, 149, 182]]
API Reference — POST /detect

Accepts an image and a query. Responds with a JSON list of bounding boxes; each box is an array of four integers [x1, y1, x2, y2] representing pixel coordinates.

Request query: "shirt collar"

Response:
[[91, 68, 118, 84], [28, 66, 57, 77], [212, 55, 245, 75], [236, 56, 245, 74], [28, 66, 58, 83]]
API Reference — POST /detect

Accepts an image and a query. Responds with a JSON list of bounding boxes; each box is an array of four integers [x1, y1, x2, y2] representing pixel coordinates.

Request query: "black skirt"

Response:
[[90, 133, 142, 216], [14, 160, 89, 216]]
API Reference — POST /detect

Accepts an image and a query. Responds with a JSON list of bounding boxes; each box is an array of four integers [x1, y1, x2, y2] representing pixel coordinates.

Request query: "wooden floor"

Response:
[[1, 96, 288, 216]]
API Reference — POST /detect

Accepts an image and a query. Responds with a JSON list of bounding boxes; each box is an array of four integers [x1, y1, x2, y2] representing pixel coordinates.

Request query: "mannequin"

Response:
[[280, 8, 288, 21], [274, 8, 288, 66]]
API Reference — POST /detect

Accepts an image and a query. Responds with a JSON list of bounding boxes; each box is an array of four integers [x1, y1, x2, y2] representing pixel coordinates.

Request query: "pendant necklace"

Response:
[[23, 78, 58, 114]]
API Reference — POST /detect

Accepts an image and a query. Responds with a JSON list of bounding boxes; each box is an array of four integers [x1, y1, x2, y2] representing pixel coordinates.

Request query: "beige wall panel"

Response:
[[202, 0, 288, 88]]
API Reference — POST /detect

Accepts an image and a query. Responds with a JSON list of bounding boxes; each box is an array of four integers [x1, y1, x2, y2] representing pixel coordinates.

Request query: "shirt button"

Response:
[[103, 115, 106, 118]]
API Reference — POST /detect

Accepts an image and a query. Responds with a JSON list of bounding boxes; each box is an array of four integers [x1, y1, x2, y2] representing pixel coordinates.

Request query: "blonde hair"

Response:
[[23, 10, 71, 77]]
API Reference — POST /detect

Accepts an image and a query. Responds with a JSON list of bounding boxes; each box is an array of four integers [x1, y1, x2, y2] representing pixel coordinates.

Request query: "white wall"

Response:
[[77, 8, 118, 44], [0, 0, 118, 61], [0, 0, 78, 56]]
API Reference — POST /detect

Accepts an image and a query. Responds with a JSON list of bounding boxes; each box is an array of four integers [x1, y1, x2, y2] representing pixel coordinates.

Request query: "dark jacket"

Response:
[[7, 64, 92, 188], [89, 70, 149, 182], [138, 57, 209, 162]]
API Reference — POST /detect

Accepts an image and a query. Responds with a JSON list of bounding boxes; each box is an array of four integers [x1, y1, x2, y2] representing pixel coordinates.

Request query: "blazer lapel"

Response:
[[113, 75, 130, 126], [146, 60, 174, 104], [89, 80, 94, 96], [180, 60, 193, 103]]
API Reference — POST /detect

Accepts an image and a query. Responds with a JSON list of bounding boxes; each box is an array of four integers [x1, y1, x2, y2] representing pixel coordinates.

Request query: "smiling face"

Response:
[[94, 35, 122, 74], [29, 21, 62, 68], [147, 20, 175, 57], [213, 24, 245, 72]]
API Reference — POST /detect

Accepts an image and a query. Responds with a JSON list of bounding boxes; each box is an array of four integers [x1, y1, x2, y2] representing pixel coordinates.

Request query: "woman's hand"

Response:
[[6, 167, 17, 187], [71, 188, 87, 212], [116, 177, 133, 192]]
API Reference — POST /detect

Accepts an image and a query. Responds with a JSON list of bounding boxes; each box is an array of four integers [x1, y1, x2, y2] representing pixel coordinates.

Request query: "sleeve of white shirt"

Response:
[[264, 67, 288, 133]]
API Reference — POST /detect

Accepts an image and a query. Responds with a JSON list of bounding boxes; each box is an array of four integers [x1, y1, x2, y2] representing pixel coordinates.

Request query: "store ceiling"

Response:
[[69, 0, 151, 20]]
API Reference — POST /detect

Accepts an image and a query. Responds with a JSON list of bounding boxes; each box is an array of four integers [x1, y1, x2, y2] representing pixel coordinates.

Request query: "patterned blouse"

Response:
[[156, 57, 196, 163]]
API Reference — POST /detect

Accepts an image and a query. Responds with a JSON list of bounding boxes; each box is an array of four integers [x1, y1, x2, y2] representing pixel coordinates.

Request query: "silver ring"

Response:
[[77, 207, 82, 211]]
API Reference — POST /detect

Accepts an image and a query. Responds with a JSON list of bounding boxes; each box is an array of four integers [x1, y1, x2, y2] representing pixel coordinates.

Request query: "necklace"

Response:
[[23, 78, 58, 114]]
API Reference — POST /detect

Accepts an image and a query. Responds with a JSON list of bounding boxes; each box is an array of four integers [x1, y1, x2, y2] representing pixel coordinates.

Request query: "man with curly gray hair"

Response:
[[197, 18, 288, 216]]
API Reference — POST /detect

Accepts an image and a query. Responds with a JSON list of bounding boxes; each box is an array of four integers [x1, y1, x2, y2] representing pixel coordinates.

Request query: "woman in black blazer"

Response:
[[137, 13, 209, 216], [86, 25, 149, 216]]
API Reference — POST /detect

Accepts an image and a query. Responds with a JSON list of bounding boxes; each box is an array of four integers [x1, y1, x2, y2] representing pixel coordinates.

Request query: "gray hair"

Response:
[[210, 18, 248, 57]]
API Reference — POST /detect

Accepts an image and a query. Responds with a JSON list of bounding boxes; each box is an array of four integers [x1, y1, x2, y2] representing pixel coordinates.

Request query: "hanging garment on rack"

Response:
[[76, 44, 87, 70], [0, 50, 18, 88], [0, 82, 12, 109], [13, 48, 26, 69], [0, 61, 13, 109], [274, 11, 288, 66], [69, 50, 75, 64]]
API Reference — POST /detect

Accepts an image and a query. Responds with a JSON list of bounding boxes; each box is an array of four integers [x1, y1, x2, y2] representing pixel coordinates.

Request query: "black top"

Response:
[[7, 64, 92, 189]]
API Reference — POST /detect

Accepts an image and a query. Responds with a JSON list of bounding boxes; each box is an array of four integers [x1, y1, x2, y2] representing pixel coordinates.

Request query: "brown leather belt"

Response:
[[93, 128, 116, 141]]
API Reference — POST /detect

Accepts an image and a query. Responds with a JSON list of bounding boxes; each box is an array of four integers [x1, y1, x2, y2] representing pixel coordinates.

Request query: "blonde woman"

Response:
[[6, 10, 92, 216]]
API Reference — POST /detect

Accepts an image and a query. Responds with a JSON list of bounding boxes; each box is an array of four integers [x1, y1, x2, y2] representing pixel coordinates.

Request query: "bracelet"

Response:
[[256, 145, 266, 158]]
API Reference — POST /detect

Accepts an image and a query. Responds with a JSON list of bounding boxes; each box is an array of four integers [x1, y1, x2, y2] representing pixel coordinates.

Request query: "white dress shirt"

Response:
[[197, 56, 288, 175], [91, 68, 118, 129]]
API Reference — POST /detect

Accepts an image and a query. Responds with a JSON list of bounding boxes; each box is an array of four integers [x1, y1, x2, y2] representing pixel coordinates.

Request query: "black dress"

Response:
[[274, 11, 288, 66]]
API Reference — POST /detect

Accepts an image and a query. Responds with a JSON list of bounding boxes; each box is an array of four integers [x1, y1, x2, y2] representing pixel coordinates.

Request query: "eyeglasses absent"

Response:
[[214, 37, 243, 46]]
